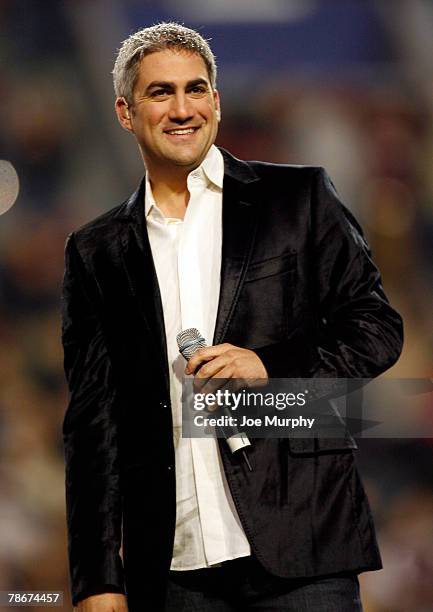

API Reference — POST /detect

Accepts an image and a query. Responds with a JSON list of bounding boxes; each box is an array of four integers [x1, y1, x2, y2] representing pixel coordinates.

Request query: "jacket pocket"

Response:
[[245, 251, 297, 282], [287, 433, 358, 455]]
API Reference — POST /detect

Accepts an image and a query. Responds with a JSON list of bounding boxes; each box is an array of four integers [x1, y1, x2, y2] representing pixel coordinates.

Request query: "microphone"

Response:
[[0, 160, 19, 216], [177, 328, 253, 471]]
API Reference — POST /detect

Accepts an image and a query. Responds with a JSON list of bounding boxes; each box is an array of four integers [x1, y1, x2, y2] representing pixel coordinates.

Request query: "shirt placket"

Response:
[[178, 175, 228, 565]]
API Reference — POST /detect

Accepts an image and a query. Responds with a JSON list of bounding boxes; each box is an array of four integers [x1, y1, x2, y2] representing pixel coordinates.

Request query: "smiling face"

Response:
[[115, 48, 220, 176]]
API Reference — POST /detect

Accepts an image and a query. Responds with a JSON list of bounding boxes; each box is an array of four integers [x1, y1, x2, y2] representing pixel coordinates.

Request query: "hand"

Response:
[[185, 343, 268, 396], [75, 593, 128, 611]]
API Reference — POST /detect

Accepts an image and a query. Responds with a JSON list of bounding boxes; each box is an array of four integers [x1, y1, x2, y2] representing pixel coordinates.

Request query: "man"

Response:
[[62, 22, 403, 612]]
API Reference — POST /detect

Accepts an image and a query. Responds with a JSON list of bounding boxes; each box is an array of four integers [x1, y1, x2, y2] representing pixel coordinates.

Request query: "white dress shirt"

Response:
[[145, 145, 251, 570]]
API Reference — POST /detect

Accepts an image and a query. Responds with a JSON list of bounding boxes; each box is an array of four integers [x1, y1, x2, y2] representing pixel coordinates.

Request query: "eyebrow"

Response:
[[144, 78, 209, 94]]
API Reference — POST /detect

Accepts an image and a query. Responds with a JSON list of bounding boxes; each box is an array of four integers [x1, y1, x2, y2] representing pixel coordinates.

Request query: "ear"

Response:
[[115, 97, 133, 132], [213, 90, 221, 122]]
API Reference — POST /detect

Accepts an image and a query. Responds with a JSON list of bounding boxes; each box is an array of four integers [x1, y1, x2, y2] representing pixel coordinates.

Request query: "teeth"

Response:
[[166, 128, 195, 135]]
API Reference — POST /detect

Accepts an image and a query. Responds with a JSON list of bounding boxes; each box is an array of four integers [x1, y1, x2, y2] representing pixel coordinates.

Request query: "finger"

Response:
[[193, 354, 233, 396], [185, 344, 232, 374], [195, 354, 230, 379], [193, 361, 228, 395], [198, 366, 234, 398]]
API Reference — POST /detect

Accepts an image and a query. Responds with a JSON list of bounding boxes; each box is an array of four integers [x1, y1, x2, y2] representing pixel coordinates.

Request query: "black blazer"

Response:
[[62, 149, 403, 610]]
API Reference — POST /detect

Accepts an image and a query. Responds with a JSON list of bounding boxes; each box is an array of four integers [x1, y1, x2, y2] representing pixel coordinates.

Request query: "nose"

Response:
[[168, 92, 194, 123]]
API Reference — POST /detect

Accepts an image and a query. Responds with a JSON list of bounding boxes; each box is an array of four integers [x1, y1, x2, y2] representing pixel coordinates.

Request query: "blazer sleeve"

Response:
[[61, 233, 125, 605], [255, 167, 403, 378]]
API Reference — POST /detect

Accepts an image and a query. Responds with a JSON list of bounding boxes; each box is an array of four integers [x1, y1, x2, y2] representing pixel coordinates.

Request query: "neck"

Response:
[[145, 162, 192, 219], [149, 177, 190, 219]]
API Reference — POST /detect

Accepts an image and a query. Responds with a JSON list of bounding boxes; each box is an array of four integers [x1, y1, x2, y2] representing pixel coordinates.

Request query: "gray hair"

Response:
[[113, 22, 217, 103]]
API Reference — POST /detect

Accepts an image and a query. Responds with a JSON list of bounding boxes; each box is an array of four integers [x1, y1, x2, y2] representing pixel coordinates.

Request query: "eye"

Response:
[[189, 85, 207, 97], [150, 89, 170, 98]]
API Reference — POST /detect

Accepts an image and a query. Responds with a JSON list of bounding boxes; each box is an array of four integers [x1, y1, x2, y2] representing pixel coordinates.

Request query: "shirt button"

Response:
[[168, 466, 173, 471]]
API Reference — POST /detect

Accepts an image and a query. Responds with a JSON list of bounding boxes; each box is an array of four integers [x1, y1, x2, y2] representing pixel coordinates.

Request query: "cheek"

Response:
[[198, 99, 216, 118], [142, 107, 166, 130]]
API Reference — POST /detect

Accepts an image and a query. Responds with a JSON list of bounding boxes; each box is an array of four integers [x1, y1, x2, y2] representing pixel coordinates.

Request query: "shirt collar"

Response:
[[144, 174, 158, 218], [145, 145, 223, 218], [200, 144, 224, 190]]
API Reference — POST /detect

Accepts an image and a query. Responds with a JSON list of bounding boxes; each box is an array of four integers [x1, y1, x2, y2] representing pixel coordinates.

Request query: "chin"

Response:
[[170, 154, 202, 167], [169, 145, 207, 165]]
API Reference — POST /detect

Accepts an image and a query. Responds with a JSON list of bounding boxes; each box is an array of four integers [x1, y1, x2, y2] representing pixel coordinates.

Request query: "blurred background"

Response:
[[0, 0, 432, 610]]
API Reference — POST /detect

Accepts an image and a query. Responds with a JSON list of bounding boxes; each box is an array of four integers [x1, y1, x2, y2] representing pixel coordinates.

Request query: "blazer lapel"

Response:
[[213, 149, 261, 345], [116, 180, 169, 390]]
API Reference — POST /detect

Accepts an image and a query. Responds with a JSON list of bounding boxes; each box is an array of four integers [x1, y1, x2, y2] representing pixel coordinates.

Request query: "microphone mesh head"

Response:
[[0, 160, 19, 215], [177, 328, 207, 360]]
